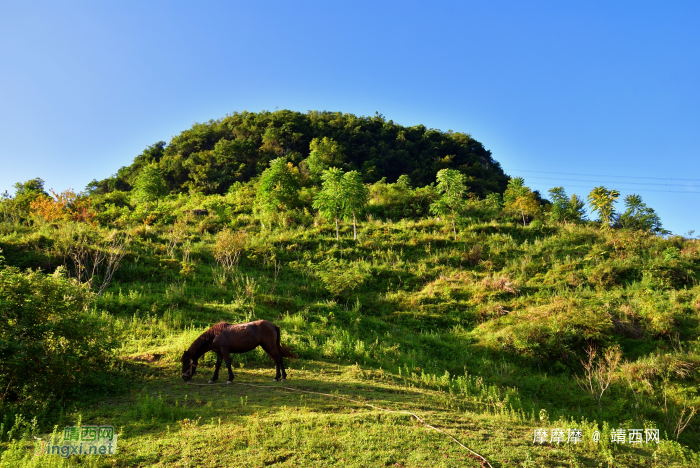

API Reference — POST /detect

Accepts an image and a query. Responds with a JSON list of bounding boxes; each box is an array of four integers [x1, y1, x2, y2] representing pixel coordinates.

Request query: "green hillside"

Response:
[[1, 111, 698, 467]]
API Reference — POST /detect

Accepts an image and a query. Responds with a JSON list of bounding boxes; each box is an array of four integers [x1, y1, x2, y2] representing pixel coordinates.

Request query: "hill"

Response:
[[0, 112, 699, 466]]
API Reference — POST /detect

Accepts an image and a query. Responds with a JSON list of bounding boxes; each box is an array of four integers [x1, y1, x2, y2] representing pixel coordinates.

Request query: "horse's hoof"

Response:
[[281, 378, 286, 383], [273, 378, 279, 382], [226, 381, 232, 385], [208, 380, 214, 384]]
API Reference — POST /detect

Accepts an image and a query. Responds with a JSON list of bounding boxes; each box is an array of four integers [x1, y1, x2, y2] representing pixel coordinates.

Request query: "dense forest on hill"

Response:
[[0, 111, 698, 466], [87, 110, 509, 197]]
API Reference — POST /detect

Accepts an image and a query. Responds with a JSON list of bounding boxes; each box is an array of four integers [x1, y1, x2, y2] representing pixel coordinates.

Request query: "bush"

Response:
[[0, 265, 115, 409], [313, 257, 371, 297], [213, 227, 247, 270]]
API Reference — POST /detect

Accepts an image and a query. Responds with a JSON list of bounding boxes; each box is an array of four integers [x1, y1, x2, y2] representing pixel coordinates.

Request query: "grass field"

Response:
[[1, 359, 694, 467]]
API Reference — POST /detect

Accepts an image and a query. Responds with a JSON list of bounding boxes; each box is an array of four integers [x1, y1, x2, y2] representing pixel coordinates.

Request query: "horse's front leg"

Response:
[[209, 353, 223, 384], [222, 350, 234, 384]]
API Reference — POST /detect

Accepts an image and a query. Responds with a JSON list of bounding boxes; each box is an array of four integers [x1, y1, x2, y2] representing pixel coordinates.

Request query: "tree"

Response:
[[341, 171, 370, 240], [587, 186, 620, 229], [13, 178, 47, 196], [468, 192, 504, 222], [548, 187, 587, 224], [11, 178, 48, 219], [132, 163, 167, 212], [254, 157, 301, 229], [313, 167, 346, 240], [616, 194, 666, 234], [429, 169, 467, 240], [304, 137, 346, 183], [503, 177, 540, 226], [0, 191, 14, 223], [395, 174, 412, 190]]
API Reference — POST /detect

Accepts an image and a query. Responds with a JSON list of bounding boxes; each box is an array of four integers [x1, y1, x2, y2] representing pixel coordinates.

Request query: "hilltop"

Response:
[[87, 109, 509, 197]]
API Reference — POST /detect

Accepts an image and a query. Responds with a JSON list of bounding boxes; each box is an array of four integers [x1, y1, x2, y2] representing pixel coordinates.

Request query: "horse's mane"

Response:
[[187, 321, 230, 358]]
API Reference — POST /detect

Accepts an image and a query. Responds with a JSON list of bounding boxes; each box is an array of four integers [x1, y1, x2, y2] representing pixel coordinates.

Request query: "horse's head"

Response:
[[181, 351, 197, 381]]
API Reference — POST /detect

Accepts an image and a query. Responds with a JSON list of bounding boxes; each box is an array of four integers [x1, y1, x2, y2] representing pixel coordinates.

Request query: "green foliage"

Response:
[[341, 171, 370, 240], [617, 194, 666, 234], [548, 186, 587, 224], [429, 169, 467, 239], [588, 186, 620, 229], [305, 137, 345, 182], [313, 167, 369, 239], [503, 177, 540, 226], [90, 110, 509, 197], [0, 266, 115, 409], [367, 177, 436, 220], [313, 257, 371, 296], [396, 174, 411, 190], [312, 167, 346, 240], [1, 179, 48, 221], [254, 157, 301, 228], [12, 179, 46, 197], [131, 163, 167, 211], [465, 192, 503, 222]]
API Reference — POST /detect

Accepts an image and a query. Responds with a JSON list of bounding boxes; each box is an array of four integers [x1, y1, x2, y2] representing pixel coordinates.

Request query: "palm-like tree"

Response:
[[429, 169, 467, 240], [587, 186, 620, 229], [313, 167, 346, 240], [341, 171, 369, 240]]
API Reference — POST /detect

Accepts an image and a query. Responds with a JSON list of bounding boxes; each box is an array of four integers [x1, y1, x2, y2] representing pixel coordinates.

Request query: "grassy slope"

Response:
[[1, 216, 700, 467]]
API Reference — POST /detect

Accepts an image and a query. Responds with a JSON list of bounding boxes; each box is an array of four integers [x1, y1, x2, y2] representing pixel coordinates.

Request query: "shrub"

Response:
[[313, 258, 371, 297], [51, 224, 130, 296], [213, 227, 247, 271], [29, 189, 96, 224], [0, 266, 115, 409]]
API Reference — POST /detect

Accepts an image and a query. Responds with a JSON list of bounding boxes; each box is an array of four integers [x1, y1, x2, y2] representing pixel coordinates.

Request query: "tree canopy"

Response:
[[88, 110, 509, 197], [548, 186, 587, 224], [503, 177, 540, 226], [254, 157, 301, 228], [616, 194, 666, 234], [131, 163, 167, 212]]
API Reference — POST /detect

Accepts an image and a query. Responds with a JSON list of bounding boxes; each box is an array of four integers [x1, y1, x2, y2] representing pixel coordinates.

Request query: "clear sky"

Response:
[[1, 1, 698, 235]]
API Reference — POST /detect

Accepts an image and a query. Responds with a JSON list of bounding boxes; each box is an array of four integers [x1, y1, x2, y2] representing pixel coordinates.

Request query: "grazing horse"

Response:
[[181, 320, 296, 384]]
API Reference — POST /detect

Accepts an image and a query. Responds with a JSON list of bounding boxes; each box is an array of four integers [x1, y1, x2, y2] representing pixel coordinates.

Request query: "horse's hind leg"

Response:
[[261, 343, 282, 381], [222, 350, 234, 384], [209, 353, 223, 384], [279, 357, 287, 381]]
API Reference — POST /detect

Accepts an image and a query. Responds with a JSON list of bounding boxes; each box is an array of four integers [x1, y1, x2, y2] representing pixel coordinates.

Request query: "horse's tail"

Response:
[[275, 325, 297, 358]]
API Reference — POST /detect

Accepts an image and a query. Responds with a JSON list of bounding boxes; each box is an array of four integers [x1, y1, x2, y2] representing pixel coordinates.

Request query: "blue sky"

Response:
[[1, 1, 698, 234]]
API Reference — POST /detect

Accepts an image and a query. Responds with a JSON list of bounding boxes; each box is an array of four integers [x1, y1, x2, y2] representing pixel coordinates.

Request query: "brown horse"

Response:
[[181, 320, 296, 384]]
